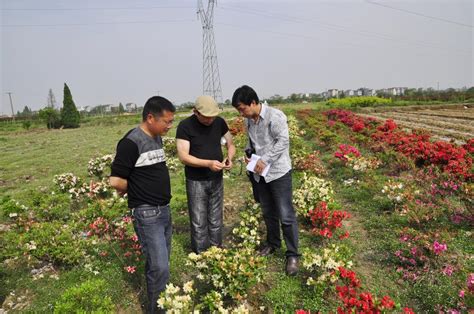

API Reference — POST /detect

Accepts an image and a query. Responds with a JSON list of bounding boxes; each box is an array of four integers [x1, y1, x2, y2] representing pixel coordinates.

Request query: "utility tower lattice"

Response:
[[197, 0, 223, 104]]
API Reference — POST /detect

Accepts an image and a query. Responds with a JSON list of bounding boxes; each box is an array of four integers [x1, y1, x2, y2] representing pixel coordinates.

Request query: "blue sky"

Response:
[[1, 0, 472, 114]]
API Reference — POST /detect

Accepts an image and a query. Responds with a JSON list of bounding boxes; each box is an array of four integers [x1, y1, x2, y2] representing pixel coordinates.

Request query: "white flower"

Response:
[[183, 280, 194, 294]]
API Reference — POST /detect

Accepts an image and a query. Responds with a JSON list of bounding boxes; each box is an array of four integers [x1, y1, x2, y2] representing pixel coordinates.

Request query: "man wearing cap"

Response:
[[176, 95, 236, 254]]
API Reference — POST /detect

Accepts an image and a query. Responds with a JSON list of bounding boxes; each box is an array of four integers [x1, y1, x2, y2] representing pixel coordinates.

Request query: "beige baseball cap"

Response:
[[195, 95, 220, 117]]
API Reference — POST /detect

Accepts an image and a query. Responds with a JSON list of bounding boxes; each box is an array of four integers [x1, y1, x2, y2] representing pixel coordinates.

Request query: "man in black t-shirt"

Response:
[[176, 95, 236, 253], [110, 96, 175, 314]]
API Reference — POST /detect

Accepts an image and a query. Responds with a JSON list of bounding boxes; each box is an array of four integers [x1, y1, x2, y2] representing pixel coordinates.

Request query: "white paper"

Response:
[[246, 154, 271, 177]]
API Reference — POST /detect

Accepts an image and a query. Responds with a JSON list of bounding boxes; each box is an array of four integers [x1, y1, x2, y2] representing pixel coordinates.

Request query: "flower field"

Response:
[[358, 104, 474, 144], [0, 104, 472, 313]]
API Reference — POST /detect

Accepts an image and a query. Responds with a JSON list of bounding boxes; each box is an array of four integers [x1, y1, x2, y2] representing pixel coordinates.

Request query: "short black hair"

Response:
[[231, 85, 259, 108], [142, 96, 176, 121]]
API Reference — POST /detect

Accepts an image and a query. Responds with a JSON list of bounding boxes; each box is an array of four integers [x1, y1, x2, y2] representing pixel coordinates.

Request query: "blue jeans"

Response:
[[256, 171, 299, 257], [186, 177, 223, 254], [132, 204, 172, 314]]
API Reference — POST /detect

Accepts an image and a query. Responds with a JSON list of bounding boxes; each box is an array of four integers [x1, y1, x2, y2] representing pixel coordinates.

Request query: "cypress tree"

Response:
[[61, 83, 80, 128]]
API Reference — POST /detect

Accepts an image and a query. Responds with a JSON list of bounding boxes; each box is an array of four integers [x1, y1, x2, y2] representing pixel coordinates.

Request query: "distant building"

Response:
[[380, 87, 407, 96], [344, 90, 355, 97], [78, 105, 90, 112], [125, 103, 137, 113], [328, 89, 339, 98]]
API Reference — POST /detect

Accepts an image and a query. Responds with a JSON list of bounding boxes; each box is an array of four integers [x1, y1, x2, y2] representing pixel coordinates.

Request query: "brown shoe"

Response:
[[258, 245, 276, 256], [286, 256, 298, 276]]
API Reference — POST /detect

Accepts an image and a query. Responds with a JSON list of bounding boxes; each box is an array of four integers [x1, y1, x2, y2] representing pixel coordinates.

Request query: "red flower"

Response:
[[380, 295, 395, 309]]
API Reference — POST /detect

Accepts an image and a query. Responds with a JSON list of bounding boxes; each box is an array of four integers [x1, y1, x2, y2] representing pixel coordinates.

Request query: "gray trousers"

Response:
[[186, 177, 224, 254]]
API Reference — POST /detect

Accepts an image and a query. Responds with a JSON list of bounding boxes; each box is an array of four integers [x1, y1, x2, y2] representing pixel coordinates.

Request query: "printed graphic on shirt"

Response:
[[135, 148, 167, 167]]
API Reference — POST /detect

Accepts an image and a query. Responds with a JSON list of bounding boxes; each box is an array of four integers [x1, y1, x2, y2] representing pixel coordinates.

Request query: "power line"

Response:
[[365, 0, 473, 29], [1, 5, 195, 11], [216, 22, 471, 58], [217, 5, 471, 55], [2, 19, 196, 27]]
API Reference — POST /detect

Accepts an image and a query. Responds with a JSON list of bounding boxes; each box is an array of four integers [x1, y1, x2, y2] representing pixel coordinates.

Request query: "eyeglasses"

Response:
[[159, 118, 174, 126], [151, 114, 173, 126]]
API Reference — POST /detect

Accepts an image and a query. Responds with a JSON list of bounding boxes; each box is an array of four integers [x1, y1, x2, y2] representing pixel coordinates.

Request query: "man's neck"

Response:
[[139, 123, 154, 137], [252, 103, 262, 123]]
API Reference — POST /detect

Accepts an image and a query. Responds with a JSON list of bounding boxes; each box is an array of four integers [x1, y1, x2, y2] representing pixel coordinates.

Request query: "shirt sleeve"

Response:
[[220, 118, 229, 136], [110, 138, 139, 179], [176, 120, 190, 141]]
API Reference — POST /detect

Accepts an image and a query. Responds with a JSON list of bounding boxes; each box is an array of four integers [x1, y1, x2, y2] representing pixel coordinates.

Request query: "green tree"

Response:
[[60, 83, 80, 128], [39, 107, 60, 129], [118, 102, 125, 114]]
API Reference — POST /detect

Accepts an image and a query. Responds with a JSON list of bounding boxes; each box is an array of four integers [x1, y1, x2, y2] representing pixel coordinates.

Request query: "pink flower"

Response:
[[442, 265, 454, 276], [125, 266, 136, 274], [131, 234, 139, 242], [433, 241, 447, 255], [459, 290, 465, 298], [467, 273, 474, 292]]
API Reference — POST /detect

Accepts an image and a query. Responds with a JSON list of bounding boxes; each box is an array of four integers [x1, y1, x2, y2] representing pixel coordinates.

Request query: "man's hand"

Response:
[[254, 159, 266, 175], [223, 158, 233, 170], [208, 160, 225, 172]]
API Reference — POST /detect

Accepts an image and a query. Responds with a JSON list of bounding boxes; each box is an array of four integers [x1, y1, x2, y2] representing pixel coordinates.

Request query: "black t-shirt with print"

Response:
[[176, 115, 229, 181], [111, 127, 171, 208]]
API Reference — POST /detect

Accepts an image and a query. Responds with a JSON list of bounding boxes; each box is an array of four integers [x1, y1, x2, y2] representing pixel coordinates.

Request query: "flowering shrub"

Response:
[[325, 109, 473, 180], [87, 215, 142, 272], [158, 281, 195, 313], [54, 173, 83, 193], [231, 200, 262, 249], [293, 151, 328, 175], [288, 115, 311, 163], [349, 156, 382, 172], [228, 117, 245, 136], [87, 154, 113, 178], [323, 109, 377, 133], [334, 144, 361, 162], [87, 178, 112, 199], [186, 246, 265, 301], [308, 202, 350, 239], [162, 136, 177, 156], [381, 180, 406, 205], [1, 197, 29, 219], [467, 273, 474, 292], [335, 267, 405, 313], [158, 281, 252, 313], [302, 244, 352, 289], [372, 123, 473, 180], [166, 156, 181, 172], [433, 240, 447, 255], [294, 173, 334, 217], [288, 115, 306, 137], [21, 221, 90, 265], [394, 229, 452, 282], [334, 144, 381, 172]]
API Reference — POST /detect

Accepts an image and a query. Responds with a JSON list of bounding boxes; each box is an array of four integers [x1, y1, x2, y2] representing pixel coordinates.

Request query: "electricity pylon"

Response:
[[197, 0, 223, 105]]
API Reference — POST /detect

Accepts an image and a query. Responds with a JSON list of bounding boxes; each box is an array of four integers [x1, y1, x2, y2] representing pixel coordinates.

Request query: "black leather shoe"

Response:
[[286, 256, 298, 276], [258, 245, 276, 256]]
